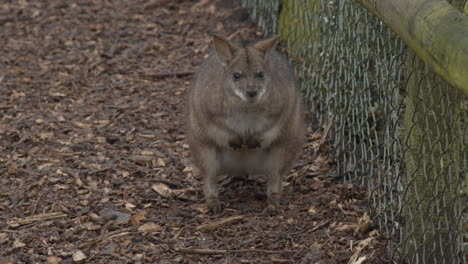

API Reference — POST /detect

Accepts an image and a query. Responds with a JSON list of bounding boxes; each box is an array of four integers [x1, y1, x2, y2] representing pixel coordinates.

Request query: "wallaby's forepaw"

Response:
[[228, 137, 243, 149], [245, 136, 261, 149], [206, 198, 222, 213]]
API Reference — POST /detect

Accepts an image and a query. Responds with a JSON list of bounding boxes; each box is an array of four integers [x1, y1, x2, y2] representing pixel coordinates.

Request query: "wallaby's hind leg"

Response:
[[199, 147, 222, 213], [266, 171, 282, 211], [204, 172, 221, 213], [265, 145, 298, 212]]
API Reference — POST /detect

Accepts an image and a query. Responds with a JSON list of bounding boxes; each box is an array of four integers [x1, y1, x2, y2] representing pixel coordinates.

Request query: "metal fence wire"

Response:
[[242, 1, 467, 263]]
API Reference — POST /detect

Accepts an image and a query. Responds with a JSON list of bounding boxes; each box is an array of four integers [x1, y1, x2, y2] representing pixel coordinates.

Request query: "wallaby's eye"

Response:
[[257, 72, 264, 79], [233, 72, 241, 80]]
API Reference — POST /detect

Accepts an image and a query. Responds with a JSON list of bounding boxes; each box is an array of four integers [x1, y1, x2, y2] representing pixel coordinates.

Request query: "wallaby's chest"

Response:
[[225, 111, 269, 135]]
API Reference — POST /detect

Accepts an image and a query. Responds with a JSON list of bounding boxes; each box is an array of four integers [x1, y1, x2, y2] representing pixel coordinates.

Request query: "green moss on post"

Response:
[[358, 0, 468, 93], [403, 50, 465, 263], [403, 1, 466, 262], [448, 0, 466, 11]]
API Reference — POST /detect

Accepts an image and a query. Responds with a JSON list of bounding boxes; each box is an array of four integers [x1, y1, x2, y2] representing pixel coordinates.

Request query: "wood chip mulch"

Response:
[[0, 0, 389, 263]]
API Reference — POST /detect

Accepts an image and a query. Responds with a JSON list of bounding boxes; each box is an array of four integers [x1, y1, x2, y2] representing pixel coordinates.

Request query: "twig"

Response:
[[79, 228, 132, 248], [7, 212, 67, 228], [30, 194, 42, 215], [195, 215, 245, 231], [0, 104, 13, 110], [309, 220, 330, 232], [142, 71, 195, 80], [174, 226, 185, 239], [227, 29, 243, 40], [176, 247, 296, 255], [348, 237, 375, 264], [272, 258, 293, 263]]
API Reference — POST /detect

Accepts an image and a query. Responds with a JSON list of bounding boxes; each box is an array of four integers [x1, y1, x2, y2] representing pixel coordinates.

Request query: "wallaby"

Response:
[[187, 35, 305, 213]]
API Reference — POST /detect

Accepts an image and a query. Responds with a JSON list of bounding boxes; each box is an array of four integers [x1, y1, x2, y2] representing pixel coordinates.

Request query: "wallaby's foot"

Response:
[[266, 172, 282, 214], [206, 197, 222, 213], [266, 194, 281, 214], [245, 136, 261, 149], [264, 194, 281, 215], [228, 136, 243, 150]]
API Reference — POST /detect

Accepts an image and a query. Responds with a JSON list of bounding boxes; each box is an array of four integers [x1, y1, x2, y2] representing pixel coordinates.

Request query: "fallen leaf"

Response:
[[7, 165, 17, 174], [138, 222, 163, 234], [72, 121, 90, 129], [85, 224, 101, 231], [152, 183, 173, 198], [196, 204, 209, 214], [351, 256, 367, 264], [156, 158, 166, 167], [130, 210, 147, 226], [369, 229, 380, 237], [47, 256, 62, 264], [308, 206, 318, 214], [39, 132, 54, 140], [348, 237, 375, 264], [357, 212, 373, 234], [72, 250, 86, 263], [125, 202, 136, 209], [49, 92, 67, 97], [13, 238, 25, 248], [141, 150, 154, 156]]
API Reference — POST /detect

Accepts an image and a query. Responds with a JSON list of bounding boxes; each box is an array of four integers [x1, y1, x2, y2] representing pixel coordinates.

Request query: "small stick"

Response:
[[7, 212, 67, 228], [176, 247, 296, 255], [79, 228, 132, 248], [30, 194, 42, 215], [143, 71, 195, 79], [227, 29, 242, 40], [0, 104, 12, 110], [309, 220, 330, 232], [195, 215, 244, 231]]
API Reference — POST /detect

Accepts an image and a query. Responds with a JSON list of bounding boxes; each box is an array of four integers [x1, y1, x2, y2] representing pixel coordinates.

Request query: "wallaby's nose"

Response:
[[246, 90, 258, 98]]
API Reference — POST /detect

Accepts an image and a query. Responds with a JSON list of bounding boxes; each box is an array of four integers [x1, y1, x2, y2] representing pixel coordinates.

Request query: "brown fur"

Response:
[[187, 35, 305, 213]]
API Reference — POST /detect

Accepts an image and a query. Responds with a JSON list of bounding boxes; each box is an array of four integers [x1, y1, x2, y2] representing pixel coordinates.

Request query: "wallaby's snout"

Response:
[[245, 86, 258, 100], [233, 78, 265, 103]]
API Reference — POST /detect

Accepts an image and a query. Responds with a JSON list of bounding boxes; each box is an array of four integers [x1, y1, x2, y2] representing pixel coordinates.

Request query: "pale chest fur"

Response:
[[225, 112, 269, 136], [225, 111, 282, 149]]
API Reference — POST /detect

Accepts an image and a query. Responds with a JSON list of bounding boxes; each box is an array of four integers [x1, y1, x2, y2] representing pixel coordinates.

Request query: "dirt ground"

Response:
[[0, 1, 389, 263]]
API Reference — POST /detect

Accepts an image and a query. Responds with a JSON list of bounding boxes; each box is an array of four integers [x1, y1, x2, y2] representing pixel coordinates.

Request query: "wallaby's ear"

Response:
[[212, 34, 239, 63], [254, 36, 280, 56]]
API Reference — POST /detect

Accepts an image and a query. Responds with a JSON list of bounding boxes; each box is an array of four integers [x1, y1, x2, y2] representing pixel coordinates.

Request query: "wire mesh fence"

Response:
[[242, 1, 467, 263]]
